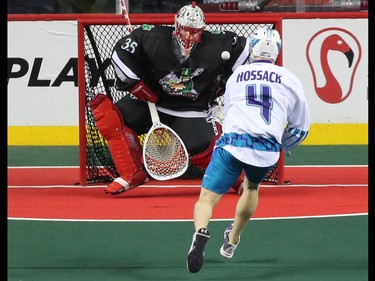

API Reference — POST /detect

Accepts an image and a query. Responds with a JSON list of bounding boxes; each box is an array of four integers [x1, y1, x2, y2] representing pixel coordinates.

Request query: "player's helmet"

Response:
[[172, 2, 206, 57], [250, 27, 282, 62]]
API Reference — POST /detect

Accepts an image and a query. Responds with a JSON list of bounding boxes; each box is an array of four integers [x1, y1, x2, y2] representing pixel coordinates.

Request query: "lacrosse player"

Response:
[[90, 2, 250, 195], [187, 27, 311, 273]]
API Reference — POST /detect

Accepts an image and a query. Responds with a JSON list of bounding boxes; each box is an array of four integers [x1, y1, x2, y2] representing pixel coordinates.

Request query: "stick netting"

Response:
[[143, 127, 189, 180]]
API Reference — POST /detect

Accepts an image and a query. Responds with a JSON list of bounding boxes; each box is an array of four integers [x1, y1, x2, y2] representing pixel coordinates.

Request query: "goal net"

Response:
[[78, 14, 285, 186]]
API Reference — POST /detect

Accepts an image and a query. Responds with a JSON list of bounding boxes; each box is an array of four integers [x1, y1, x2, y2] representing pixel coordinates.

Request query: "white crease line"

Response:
[[7, 213, 368, 222], [8, 184, 368, 188]]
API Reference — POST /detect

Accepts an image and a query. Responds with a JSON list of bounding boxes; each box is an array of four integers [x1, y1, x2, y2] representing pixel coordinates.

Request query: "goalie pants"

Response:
[[115, 94, 221, 167]]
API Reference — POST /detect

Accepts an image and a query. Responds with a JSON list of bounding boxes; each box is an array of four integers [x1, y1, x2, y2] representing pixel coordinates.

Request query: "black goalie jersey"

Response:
[[111, 24, 250, 112]]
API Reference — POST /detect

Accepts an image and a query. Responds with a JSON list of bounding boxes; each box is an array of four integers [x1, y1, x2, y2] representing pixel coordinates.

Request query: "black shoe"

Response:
[[187, 228, 210, 273]]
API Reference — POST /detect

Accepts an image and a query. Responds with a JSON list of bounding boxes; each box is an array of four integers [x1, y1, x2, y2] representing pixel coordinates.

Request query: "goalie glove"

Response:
[[129, 81, 158, 103]]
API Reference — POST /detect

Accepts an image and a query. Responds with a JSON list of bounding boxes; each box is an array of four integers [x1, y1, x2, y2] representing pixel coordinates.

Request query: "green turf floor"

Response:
[[7, 145, 369, 166], [8, 216, 368, 281], [7, 145, 368, 280]]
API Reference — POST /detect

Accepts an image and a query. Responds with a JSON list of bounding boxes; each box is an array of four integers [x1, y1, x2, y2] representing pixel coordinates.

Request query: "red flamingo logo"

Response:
[[306, 28, 361, 104]]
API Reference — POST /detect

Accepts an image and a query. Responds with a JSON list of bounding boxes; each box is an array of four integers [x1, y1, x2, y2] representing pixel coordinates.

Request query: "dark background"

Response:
[[7, 0, 201, 14]]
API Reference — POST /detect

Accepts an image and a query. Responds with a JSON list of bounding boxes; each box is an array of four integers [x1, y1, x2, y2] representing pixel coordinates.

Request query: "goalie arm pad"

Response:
[[115, 77, 139, 91], [214, 74, 229, 98], [208, 74, 229, 106], [129, 81, 158, 103]]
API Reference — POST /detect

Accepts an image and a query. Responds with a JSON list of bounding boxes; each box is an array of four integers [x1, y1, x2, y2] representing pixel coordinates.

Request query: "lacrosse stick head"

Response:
[[143, 124, 189, 181]]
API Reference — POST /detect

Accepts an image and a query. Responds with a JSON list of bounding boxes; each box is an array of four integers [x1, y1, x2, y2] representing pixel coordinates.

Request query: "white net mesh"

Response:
[[80, 17, 283, 184]]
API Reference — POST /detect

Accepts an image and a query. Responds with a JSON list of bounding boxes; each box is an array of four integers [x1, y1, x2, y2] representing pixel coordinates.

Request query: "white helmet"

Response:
[[175, 2, 206, 30], [172, 2, 206, 57], [250, 27, 282, 62]]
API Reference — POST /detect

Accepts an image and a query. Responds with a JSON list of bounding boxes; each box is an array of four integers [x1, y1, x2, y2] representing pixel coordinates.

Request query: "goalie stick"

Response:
[[119, 0, 189, 180]]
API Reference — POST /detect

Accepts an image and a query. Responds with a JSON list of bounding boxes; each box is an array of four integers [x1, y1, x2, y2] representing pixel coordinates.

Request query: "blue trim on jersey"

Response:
[[215, 133, 281, 152]]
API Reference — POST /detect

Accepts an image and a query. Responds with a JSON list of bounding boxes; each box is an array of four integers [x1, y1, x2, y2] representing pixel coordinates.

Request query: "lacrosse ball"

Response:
[[221, 51, 230, 60]]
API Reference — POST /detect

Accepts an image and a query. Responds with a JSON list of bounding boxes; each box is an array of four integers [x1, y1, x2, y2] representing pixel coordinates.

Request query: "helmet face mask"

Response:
[[172, 3, 205, 57], [250, 27, 282, 62]]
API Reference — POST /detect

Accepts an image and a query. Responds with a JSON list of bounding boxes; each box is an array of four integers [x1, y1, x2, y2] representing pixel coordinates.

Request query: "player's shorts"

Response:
[[202, 147, 274, 194]]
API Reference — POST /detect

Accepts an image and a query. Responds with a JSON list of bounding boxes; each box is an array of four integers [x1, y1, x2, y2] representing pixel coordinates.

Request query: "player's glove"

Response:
[[282, 125, 307, 156], [129, 81, 158, 103], [206, 103, 224, 125]]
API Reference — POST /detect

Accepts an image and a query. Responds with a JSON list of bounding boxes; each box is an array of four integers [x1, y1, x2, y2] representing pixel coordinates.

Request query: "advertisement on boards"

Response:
[[7, 18, 368, 145], [283, 18, 368, 144], [8, 21, 79, 145]]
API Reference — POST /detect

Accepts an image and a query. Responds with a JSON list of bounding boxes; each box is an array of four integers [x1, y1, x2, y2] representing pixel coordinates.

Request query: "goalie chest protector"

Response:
[[114, 25, 247, 111]]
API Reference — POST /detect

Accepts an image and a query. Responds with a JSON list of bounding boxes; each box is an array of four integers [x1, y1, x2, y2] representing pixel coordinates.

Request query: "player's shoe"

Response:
[[187, 228, 210, 273], [231, 172, 244, 195], [104, 170, 148, 195], [220, 223, 240, 259]]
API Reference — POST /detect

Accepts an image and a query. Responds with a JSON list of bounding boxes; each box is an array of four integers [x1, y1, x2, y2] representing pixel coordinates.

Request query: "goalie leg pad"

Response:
[[90, 94, 126, 140], [189, 122, 222, 169], [89, 94, 146, 186]]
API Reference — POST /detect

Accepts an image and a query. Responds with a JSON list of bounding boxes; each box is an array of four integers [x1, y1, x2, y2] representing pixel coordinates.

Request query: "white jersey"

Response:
[[215, 60, 310, 167]]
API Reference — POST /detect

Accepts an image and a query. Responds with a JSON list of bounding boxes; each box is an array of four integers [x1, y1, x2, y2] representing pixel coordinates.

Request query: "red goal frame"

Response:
[[77, 11, 367, 186], [77, 13, 284, 186]]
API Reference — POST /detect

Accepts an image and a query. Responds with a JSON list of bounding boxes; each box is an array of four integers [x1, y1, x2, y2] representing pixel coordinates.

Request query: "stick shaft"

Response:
[[120, 0, 133, 32], [147, 102, 160, 125]]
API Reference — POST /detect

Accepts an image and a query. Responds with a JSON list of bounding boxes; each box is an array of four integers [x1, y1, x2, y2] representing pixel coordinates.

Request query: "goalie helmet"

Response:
[[172, 2, 206, 57], [250, 27, 282, 62]]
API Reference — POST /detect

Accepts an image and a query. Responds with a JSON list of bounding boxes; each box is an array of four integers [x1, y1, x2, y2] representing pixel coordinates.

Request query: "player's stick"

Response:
[[119, 0, 133, 32], [143, 102, 189, 180], [206, 51, 231, 125]]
